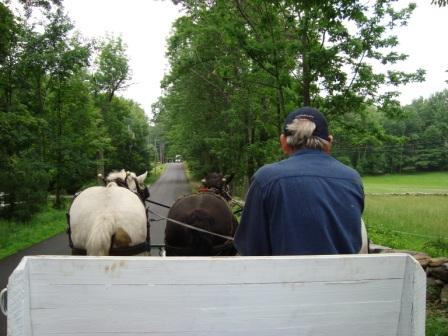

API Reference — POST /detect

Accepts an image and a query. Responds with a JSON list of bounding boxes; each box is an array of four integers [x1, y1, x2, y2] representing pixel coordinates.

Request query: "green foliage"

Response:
[[0, 2, 152, 219], [102, 97, 152, 174], [92, 36, 131, 102], [426, 314, 448, 336], [0, 156, 49, 221], [156, 0, 425, 182], [0, 204, 66, 259]]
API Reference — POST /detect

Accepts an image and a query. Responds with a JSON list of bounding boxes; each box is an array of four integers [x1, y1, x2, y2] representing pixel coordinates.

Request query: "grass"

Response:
[[147, 163, 166, 184], [363, 171, 448, 194], [363, 172, 448, 335], [364, 195, 448, 257], [0, 205, 67, 259]]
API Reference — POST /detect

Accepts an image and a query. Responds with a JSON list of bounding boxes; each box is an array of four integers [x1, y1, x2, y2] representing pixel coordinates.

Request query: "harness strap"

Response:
[[149, 208, 234, 241], [164, 239, 235, 256], [66, 187, 151, 256]]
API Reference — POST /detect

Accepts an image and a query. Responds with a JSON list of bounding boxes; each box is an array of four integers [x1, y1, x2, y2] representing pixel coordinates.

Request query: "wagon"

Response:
[[1, 253, 425, 335]]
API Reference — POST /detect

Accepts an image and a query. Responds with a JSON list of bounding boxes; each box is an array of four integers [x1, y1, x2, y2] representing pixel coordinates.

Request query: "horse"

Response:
[[68, 169, 150, 256], [199, 172, 234, 201], [165, 172, 238, 256]]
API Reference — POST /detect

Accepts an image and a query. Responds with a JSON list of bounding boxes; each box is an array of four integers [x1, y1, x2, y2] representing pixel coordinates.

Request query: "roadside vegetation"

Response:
[[147, 163, 166, 184], [0, 205, 66, 259], [0, 164, 164, 260]]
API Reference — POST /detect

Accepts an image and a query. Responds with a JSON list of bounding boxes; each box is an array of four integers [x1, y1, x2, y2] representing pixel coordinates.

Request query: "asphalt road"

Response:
[[0, 162, 190, 335]]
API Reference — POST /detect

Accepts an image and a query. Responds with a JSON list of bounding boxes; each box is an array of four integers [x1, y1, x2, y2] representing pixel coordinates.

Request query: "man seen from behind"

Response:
[[234, 106, 364, 255]]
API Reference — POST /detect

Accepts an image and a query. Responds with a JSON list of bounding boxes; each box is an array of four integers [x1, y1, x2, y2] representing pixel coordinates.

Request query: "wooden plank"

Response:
[[6, 258, 32, 336], [6, 254, 425, 336], [397, 256, 426, 336], [26, 254, 407, 284], [30, 280, 403, 335]]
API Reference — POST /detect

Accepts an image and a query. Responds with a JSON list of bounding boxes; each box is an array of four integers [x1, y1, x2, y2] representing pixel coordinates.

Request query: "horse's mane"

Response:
[[107, 170, 127, 181]]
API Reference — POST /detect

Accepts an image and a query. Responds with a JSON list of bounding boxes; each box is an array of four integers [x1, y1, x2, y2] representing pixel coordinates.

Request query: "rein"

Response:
[[148, 208, 234, 241]]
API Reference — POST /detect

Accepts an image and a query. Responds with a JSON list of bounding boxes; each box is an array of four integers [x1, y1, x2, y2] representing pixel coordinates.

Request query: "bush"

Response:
[[0, 157, 49, 221]]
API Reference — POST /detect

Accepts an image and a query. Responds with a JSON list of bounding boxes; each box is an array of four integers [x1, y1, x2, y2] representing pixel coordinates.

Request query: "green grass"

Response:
[[427, 313, 448, 336], [147, 163, 166, 184], [363, 172, 448, 194], [363, 173, 448, 335], [0, 205, 67, 259], [363, 173, 448, 257]]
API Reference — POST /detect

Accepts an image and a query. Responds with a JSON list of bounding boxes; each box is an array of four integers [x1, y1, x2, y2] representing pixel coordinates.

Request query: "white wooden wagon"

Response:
[[1, 254, 425, 335]]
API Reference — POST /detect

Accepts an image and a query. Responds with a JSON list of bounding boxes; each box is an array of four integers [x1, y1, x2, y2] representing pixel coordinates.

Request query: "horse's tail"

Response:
[[86, 213, 115, 256], [185, 208, 215, 255]]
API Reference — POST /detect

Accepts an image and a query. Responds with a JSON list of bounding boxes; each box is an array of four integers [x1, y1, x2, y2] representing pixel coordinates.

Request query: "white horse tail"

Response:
[[359, 218, 369, 254], [86, 213, 115, 256]]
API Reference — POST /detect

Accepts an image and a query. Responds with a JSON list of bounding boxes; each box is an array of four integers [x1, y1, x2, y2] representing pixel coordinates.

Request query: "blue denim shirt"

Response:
[[234, 149, 364, 255]]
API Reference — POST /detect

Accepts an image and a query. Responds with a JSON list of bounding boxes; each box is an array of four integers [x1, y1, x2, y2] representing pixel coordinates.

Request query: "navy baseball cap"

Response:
[[283, 106, 329, 141]]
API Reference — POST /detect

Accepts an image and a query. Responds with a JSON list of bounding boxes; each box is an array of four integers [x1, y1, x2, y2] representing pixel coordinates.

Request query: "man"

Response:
[[234, 106, 364, 255]]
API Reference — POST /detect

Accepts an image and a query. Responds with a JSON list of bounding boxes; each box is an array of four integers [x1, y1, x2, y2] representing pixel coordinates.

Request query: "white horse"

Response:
[[68, 170, 149, 256]]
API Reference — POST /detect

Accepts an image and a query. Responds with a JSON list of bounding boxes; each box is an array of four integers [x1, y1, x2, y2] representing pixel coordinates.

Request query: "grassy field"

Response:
[[363, 172, 448, 194], [364, 195, 448, 256], [362, 172, 448, 257], [363, 172, 448, 336]]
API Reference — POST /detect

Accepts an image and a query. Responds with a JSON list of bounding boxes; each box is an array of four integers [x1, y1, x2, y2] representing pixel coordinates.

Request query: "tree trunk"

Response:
[[300, 14, 311, 106]]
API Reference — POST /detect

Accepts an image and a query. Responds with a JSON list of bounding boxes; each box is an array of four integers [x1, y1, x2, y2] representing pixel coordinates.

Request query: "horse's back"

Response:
[[69, 185, 147, 254], [165, 192, 237, 256]]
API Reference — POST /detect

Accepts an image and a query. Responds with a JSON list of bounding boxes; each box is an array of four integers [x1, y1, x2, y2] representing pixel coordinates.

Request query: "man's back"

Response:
[[234, 149, 364, 255]]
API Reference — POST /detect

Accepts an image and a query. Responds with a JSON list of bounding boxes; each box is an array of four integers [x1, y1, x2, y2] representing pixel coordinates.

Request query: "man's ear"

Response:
[[324, 135, 333, 154], [280, 134, 293, 155]]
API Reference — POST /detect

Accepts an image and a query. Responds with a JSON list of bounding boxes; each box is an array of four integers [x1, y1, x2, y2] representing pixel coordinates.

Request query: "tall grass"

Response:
[[364, 195, 448, 257]]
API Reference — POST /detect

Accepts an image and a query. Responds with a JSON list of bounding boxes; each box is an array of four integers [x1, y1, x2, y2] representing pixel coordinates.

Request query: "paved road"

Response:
[[148, 163, 191, 254], [0, 162, 190, 335]]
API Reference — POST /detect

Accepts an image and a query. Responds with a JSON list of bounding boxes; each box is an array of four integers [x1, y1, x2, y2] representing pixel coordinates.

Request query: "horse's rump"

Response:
[[165, 192, 237, 256], [69, 185, 148, 256]]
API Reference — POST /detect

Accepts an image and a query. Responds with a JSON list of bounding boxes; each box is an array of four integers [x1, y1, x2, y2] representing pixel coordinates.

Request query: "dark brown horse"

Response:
[[165, 173, 238, 256]]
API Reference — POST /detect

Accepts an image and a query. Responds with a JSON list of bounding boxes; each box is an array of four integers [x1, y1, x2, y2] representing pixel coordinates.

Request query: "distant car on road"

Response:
[[175, 155, 182, 163]]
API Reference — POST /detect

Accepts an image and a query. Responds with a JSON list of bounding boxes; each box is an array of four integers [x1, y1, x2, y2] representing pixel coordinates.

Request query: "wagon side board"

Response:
[[6, 254, 426, 336]]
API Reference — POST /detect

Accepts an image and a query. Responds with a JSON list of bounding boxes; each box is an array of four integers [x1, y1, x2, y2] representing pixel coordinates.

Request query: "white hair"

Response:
[[285, 118, 329, 151]]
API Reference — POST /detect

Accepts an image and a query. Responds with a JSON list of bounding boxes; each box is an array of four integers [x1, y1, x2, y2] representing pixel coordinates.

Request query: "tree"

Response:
[[102, 97, 152, 174], [90, 36, 133, 176], [0, 3, 50, 219], [38, 8, 93, 207], [158, 0, 424, 183], [92, 36, 132, 102]]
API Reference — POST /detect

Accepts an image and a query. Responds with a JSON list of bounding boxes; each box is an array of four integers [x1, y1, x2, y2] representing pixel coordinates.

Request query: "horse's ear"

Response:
[[137, 171, 148, 184], [225, 173, 235, 184]]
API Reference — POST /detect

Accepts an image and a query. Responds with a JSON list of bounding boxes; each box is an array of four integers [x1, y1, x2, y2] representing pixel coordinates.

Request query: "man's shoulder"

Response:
[[252, 159, 293, 187], [253, 152, 362, 188]]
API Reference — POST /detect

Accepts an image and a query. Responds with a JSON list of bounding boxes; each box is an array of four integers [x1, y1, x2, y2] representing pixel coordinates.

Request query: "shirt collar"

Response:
[[291, 148, 326, 157]]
